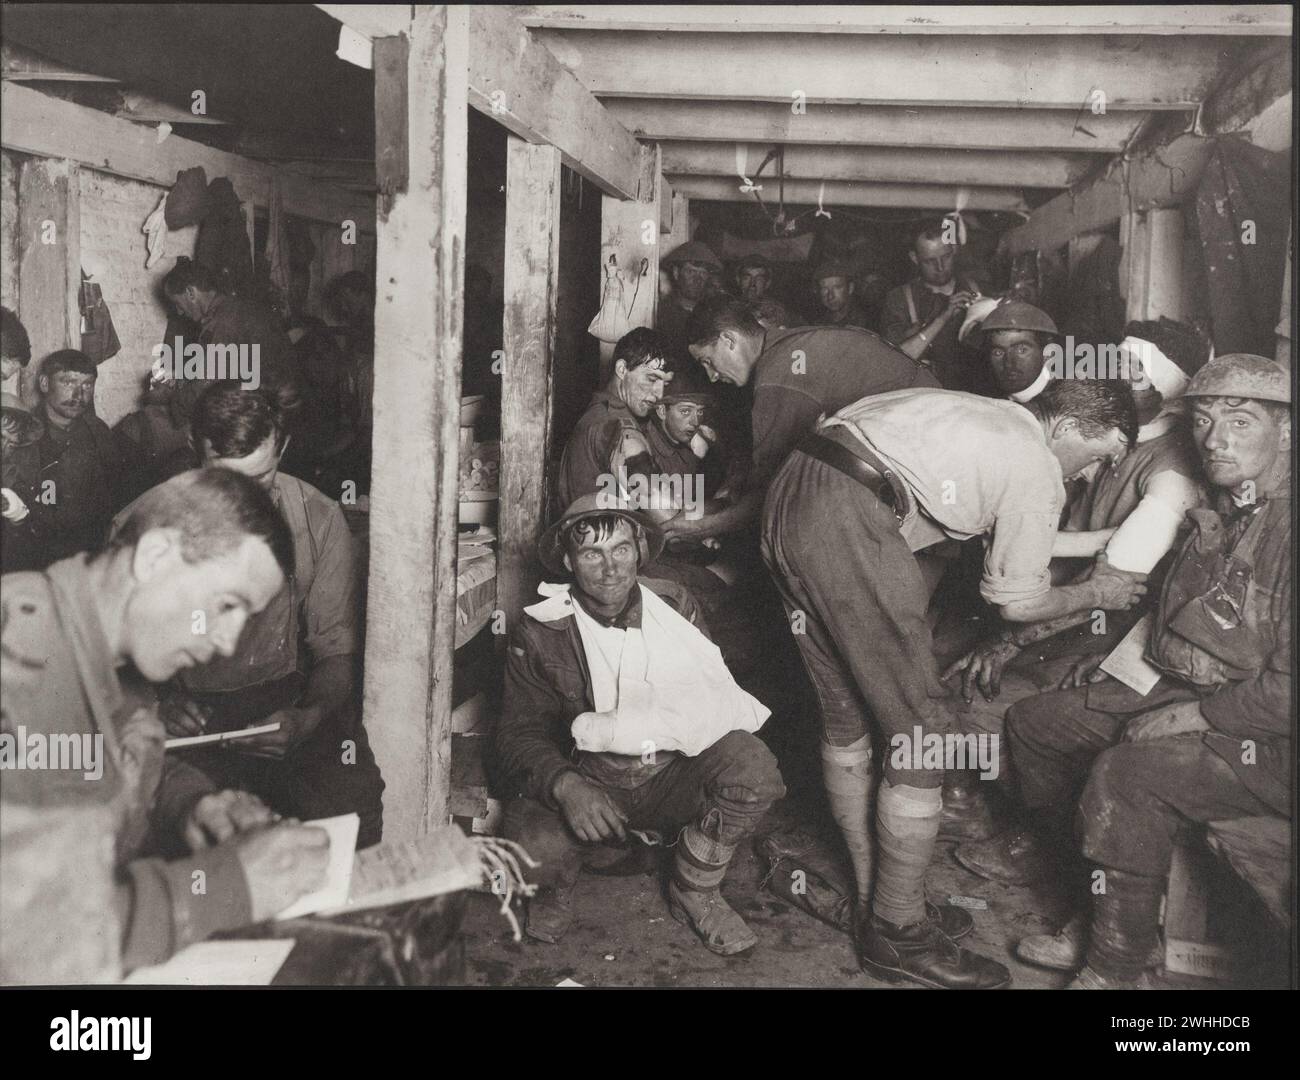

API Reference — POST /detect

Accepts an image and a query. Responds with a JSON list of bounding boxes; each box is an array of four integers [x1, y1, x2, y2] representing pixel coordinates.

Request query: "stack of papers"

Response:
[[125, 940, 295, 985]]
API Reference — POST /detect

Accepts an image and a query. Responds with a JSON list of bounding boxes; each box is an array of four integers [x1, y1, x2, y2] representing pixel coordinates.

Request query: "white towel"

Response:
[[143, 193, 168, 269]]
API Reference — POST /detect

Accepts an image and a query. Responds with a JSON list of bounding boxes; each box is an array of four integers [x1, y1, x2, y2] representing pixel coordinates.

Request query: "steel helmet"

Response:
[[978, 298, 1058, 338], [1184, 353, 1291, 404]]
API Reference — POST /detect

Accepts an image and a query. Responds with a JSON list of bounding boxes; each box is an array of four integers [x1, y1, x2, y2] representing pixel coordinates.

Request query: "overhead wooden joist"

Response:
[[670, 176, 1028, 213], [318, 3, 645, 200], [512, 5, 1291, 37], [661, 143, 1091, 190], [533, 30, 1248, 110], [1000, 133, 1213, 254], [603, 101, 1146, 154], [0, 82, 372, 227]]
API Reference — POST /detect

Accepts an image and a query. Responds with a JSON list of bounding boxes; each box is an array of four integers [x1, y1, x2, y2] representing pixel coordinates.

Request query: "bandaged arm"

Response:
[[1101, 470, 1201, 573]]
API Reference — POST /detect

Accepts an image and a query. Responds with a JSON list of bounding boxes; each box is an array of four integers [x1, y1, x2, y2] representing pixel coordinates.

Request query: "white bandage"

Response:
[[1119, 337, 1190, 400], [1009, 365, 1052, 403], [1104, 494, 1185, 573]]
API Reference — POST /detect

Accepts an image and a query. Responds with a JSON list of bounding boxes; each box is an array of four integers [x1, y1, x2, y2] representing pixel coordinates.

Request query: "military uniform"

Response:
[[0, 556, 251, 974]]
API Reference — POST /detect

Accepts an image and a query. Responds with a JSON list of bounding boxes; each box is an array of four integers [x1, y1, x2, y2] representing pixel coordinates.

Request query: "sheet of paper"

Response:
[[124, 939, 295, 985], [275, 813, 360, 921], [318, 825, 482, 917], [1099, 613, 1161, 696], [165, 720, 281, 751]]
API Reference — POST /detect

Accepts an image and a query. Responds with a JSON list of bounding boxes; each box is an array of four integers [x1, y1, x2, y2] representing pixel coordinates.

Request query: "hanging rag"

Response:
[[195, 177, 253, 295], [525, 582, 770, 757], [265, 175, 292, 303], [586, 254, 646, 344], [78, 271, 121, 364], [164, 165, 210, 229], [142, 193, 169, 269]]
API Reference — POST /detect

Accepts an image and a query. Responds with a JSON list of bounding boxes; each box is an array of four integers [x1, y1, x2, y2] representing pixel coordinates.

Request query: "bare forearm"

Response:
[[999, 580, 1109, 623], [668, 489, 762, 540], [1004, 607, 1095, 646]]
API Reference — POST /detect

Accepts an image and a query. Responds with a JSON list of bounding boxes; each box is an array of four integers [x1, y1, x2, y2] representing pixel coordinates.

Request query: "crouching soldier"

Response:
[[496, 495, 785, 955], [970, 355, 1291, 987]]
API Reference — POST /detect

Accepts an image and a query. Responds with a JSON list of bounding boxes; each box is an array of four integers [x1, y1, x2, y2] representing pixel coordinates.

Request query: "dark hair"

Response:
[[564, 513, 642, 556], [1, 306, 31, 366], [914, 219, 951, 248], [1034, 378, 1139, 446], [736, 255, 771, 274], [40, 349, 97, 381], [613, 327, 671, 372], [685, 295, 764, 348], [191, 383, 286, 458], [1122, 317, 1212, 378], [110, 467, 295, 577], [162, 256, 220, 296]]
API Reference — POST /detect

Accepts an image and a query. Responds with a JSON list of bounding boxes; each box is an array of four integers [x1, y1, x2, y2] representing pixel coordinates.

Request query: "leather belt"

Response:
[[795, 430, 906, 518]]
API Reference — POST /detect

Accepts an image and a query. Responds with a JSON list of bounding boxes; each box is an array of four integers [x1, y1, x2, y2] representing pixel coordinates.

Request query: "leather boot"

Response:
[[525, 872, 581, 944], [955, 825, 1054, 885], [1078, 867, 1165, 985], [858, 912, 1011, 989], [1019, 910, 1165, 971], [666, 824, 757, 956], [938, 770, 999, 842], [853, 894, 974, 947]]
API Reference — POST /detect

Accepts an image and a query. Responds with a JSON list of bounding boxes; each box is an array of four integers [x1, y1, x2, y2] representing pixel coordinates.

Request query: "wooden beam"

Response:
[[670, 175, 1028, 212], [465, 6, 642, 199], [665, 191, 689, 249], [661, 142, 1090, 189], [16, 158, 79, 406], [1002, 133, 1213, 254], [602, 100, 1145, 154], [498, 138, 562, 627], [599, 145, 662, 380], [533, 30, 1242, 109], [362, 6, 467, 838], [1, 82, 372, 227], [514, 5, 1292, 36], [1125, 207, 1187, 321]]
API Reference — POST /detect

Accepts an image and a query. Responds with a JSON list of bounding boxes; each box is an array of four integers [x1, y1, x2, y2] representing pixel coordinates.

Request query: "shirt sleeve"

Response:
[[880, 287, 913, 344], [748, 385, 823, 492], [303, 500, 359, 663]]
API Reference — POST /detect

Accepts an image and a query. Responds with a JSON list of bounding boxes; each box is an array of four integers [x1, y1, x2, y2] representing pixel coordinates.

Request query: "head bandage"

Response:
[[1118, 337, 1190, 399]]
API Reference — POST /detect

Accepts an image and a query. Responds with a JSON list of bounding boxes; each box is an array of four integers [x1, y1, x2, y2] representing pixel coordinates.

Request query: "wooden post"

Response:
[[1122, 206, 1186, 323], [665, 191, 690, 250], [17, 157, 79, 406], [362, 5, 467, 839], [597, 144, 661, 384], [497, 138, 562, 627]]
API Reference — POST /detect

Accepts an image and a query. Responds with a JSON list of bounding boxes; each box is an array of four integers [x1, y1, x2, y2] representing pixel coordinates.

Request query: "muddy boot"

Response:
[[1017, 911, 1087, 970], [938, 770, 999, 843], [1068, 867, 1165, 988], [955, 825, 1055, 885], [858, 913, 1011, 989], [853, 894, 974, 947], [666, 824, 757, 956], [524, 872, 581, 944]]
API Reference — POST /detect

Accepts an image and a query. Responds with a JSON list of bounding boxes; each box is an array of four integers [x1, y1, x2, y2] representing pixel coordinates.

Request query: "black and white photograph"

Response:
[[0, 1, 1294, 1051]]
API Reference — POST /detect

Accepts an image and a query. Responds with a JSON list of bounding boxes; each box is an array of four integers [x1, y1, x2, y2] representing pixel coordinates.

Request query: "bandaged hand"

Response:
[[1, 487, 29, 522]]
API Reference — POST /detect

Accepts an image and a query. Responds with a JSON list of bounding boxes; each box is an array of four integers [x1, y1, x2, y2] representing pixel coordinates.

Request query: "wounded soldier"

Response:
[[496, 495, 785, 955], [959, 354, 1291, 987]]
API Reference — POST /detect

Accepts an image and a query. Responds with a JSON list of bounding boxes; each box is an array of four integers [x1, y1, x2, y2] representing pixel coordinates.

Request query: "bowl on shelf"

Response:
[[458, 491, 499, 526]]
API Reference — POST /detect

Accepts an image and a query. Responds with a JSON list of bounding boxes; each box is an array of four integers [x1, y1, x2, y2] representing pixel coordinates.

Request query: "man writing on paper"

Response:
[[1, 469, 329, 980], [966, 355, 1290, 987], [496, 495, 784, 956], [112, 384, 385, 848]]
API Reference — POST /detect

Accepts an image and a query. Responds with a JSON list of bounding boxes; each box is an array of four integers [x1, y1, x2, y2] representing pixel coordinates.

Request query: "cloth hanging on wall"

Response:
[[164, 166, 210, 229], [1190, 138, 1290, 357], [78, 271, 121, 364], [195, 177, 254, 296]]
